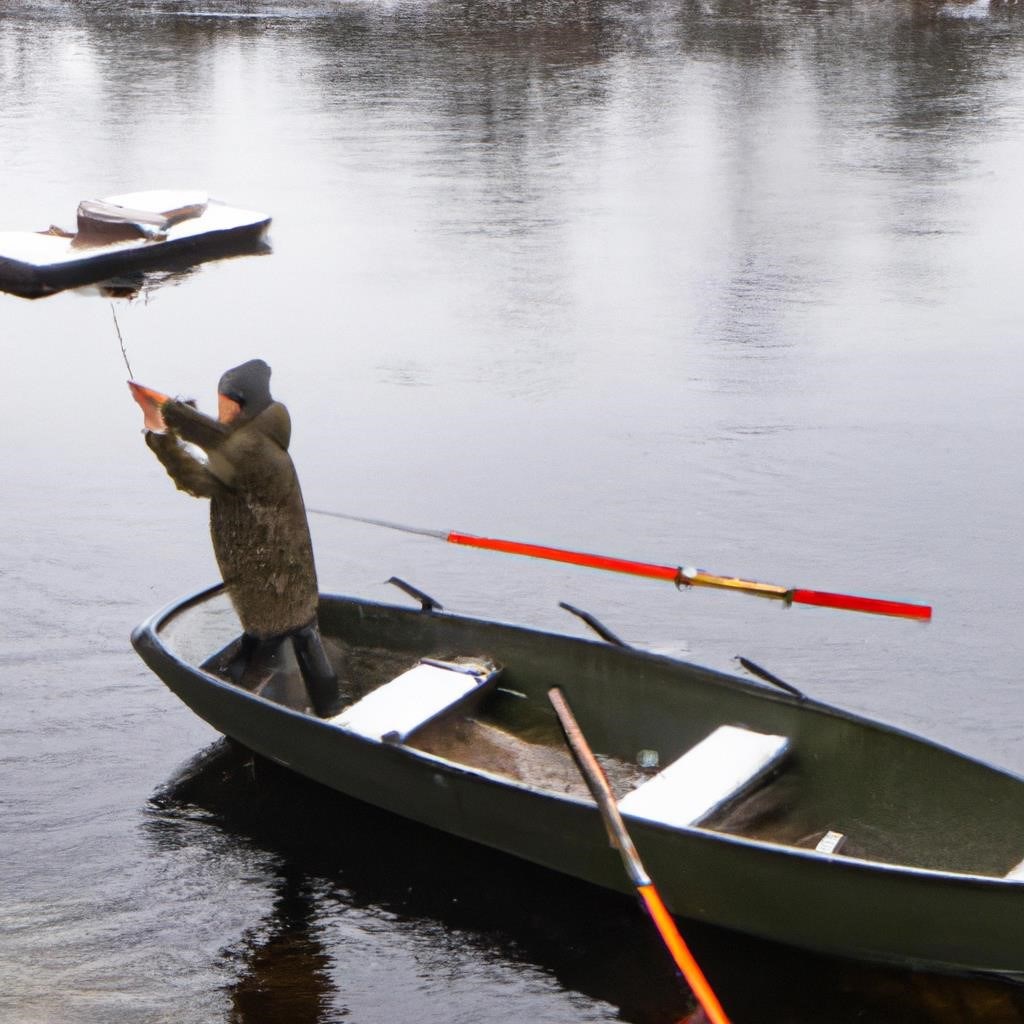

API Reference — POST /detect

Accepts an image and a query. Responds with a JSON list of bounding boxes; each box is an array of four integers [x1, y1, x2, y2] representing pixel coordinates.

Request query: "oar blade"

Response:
[[548, 688, 732, 1024], [790, 588, 932, 621], [637, 884, 732, 1024]]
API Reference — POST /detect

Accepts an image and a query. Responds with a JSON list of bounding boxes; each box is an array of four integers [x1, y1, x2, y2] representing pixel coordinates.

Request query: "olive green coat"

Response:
[[146, 399, 319, 638]]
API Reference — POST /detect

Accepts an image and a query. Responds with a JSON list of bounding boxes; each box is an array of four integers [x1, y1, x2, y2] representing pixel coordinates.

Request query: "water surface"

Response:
[[2, 2, 1024, 1021]]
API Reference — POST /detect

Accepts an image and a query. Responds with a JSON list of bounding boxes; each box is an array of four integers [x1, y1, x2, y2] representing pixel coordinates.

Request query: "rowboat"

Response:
[[0, 189, 269, 298], [132, 582, 1024, 979]]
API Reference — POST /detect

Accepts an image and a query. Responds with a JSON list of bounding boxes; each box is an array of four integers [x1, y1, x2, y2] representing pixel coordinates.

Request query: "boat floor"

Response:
[[218, 636, 650, 801], [410, 717, 651, 800]]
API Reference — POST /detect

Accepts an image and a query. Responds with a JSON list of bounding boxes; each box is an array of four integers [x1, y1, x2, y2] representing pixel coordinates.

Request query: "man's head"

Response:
[[218, 359, 272, 423]]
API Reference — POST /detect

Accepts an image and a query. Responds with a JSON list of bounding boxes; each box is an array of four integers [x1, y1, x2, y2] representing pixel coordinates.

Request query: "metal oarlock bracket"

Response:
[[386, 576, 443, 612]]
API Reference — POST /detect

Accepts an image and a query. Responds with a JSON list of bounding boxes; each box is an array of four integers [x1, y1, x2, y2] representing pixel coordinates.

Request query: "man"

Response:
[[132, 359, 340, 717]]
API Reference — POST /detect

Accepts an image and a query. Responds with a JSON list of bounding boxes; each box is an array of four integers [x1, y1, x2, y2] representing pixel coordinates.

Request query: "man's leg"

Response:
[[221, 632, 262, 683], [291, 621, 340, 717]]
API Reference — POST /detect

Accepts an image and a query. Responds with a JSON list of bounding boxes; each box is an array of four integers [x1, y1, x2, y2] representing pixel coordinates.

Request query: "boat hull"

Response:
[[132, 586, 1024, 978]]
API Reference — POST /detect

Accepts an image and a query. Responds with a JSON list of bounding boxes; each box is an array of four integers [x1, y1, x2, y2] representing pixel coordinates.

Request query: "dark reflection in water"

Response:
[[224, 867, 335, 1024], [2, 242, 271, 300], [147, 742, 1024, 1024], [73, 242, 271, 300]]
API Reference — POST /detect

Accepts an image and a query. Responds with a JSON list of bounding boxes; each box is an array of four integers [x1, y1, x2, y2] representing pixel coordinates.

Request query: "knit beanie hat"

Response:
[[218, 359, 273, 417]]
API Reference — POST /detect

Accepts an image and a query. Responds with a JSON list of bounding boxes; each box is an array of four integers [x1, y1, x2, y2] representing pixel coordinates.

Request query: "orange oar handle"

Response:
[[637, 884, 732, 1024]]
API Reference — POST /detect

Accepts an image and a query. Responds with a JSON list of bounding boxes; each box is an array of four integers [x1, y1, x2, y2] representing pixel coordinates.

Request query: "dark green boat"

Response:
[[132, 583, 1024, 979]]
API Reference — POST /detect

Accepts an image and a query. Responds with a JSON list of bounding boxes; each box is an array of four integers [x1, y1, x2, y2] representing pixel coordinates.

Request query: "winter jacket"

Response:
[[146, 398, 319, 638]]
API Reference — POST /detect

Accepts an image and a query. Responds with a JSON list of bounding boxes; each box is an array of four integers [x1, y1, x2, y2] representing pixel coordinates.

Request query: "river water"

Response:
[[2, 1, 1024, 1021]]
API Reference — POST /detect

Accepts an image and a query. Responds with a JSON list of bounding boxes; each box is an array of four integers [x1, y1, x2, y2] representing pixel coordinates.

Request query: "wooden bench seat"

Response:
[[330, 659, 500, 743], [618, 725, 789, 830]]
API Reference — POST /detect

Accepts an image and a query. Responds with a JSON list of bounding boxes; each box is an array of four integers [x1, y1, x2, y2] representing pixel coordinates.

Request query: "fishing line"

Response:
[[111, 303, 134, 380]]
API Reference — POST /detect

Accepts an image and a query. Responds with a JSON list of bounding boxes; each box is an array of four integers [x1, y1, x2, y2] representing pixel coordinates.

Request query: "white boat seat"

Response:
[[329, 659, 499, 743], [618, 725, 789, 830], [1006, 858, 1024, 881]]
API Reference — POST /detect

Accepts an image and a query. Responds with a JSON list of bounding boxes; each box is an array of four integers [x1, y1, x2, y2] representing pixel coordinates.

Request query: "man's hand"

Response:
[[128, 381, 169, 433]]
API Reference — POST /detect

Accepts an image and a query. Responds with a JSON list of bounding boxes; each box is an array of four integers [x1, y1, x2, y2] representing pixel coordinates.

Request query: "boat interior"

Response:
[[163, 589, 1024, 883]]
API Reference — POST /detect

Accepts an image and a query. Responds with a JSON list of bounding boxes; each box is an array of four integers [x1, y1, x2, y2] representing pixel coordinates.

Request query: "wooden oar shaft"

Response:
[[548, 687, 732, 1024], [547, 687, 649, 884]]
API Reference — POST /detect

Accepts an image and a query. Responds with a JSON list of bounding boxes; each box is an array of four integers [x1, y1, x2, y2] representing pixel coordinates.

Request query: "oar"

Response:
[[308, 508, 932, 621], [547, 686, 732, 1024]]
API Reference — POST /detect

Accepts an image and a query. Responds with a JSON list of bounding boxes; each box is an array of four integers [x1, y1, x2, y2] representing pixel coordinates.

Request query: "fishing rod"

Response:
[[111, 303, 134, 380], [308, 508, 932, 621], [548, 687, 733, 1024]]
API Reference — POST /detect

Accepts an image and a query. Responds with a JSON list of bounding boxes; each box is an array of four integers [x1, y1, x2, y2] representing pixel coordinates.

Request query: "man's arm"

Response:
[[145, 430, 224, 499], [161, 400, 231, 452]]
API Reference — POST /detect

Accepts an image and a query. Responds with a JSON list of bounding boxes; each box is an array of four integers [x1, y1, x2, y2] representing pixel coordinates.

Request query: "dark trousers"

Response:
[[227, 621, 340, 717]]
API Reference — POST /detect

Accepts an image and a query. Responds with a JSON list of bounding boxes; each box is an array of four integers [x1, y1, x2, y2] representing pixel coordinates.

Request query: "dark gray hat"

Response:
[[218, 359, 272, 417]]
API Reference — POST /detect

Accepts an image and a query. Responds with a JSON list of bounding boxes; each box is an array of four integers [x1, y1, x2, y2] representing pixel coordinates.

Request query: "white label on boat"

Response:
[[816, 830, 846, 855]]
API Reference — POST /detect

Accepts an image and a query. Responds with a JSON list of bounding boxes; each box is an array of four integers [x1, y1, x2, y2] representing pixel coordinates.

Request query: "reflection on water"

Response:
[[73, 246, 271, 301], [0, 239, 271, 300], [225, 867, 334, 1024], [148, 742, 694, 1024], [147, 743, 1024, 1024]]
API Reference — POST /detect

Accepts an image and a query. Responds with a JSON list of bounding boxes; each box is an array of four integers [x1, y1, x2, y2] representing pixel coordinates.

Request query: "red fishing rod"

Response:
[[309, 509, 932, 621]]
